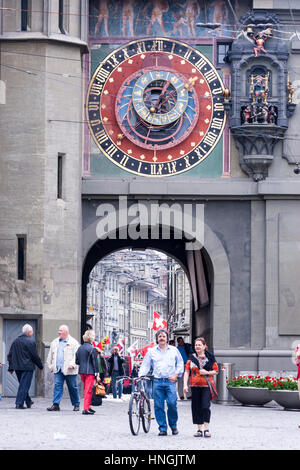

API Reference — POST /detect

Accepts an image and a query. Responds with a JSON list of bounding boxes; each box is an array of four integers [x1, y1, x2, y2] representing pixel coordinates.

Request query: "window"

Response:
[[21, 0, 31, 31], [217, 43, 231, 65], [59, 0, 69, 34], [57, 154, 64, 199], [17, 235, 26, 280]]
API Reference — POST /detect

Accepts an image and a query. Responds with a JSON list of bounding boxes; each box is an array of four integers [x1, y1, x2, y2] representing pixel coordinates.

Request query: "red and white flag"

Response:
[[116, 337, 125, 354], [127, 339, 139, 357], [137, 342, 155, 359], [152, 311, 167, 331]]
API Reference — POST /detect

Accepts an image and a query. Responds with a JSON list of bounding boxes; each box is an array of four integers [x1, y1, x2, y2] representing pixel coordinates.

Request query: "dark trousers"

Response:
[[15, 370, 34, 407], [191, 387, 211, 424]]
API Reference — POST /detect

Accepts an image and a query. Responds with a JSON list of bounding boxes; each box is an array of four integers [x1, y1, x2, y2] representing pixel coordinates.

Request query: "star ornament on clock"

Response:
[[86, 38, 226, 177]]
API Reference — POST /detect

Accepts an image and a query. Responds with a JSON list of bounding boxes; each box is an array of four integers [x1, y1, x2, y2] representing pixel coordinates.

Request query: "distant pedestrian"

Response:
[[107, 346, 125, 399], [46, 325, 80, 411], [184, 337, 218, 438], [139, 329, 184, 436], [76, 330, 99, 415], [7, 324, 43, 409], [294, 344, 300, 428], [131, 362, 141, 391], [95, 347, 108, 383], [177, 336, 193, 399]]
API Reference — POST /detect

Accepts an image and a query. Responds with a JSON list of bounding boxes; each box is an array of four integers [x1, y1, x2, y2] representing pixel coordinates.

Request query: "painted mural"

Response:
[[89, 0, 235, 39]]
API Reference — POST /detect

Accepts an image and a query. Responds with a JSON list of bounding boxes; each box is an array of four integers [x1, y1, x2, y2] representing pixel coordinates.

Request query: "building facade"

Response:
[[1, 0, 300, 396]]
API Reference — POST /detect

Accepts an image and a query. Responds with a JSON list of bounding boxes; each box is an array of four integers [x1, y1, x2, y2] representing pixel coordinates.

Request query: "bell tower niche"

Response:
[[224, 10, 296, 181]]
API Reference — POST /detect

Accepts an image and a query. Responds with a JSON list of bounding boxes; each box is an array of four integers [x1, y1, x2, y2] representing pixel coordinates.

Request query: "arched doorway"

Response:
[[82, 201, 231, 352], [85, 248, 193, 352], [82, 231, 215, 349]]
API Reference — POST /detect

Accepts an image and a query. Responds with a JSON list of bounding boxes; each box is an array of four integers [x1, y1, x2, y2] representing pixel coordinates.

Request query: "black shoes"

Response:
[[47, 403, 60, 411], [158, 429, 178, 436], [73, 406, 80, 411], [15, 405, 26, 409], [82, 409, 95, 415]]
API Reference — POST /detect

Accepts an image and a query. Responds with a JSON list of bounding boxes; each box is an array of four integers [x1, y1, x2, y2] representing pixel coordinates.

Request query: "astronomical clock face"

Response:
[[86, 38, 226, 177]]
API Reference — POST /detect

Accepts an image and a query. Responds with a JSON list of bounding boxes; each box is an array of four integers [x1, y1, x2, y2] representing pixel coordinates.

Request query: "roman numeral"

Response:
[[88, 102, 99, 111], [203, 131, 217, 147], [211, 117, 223, 130], [120, 155, 129, 167], [95, 129, 108, 144], [90, 83, 103, 96], [106, 144, 118, 157], [195, 57, 207, 70], [204, 69, 218, 83], [95, 68, 110, 83]]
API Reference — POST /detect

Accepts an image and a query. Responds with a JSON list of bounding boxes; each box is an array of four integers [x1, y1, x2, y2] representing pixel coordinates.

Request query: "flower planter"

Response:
[[270, 390, 300, 410], [227, 387, 271, 406]]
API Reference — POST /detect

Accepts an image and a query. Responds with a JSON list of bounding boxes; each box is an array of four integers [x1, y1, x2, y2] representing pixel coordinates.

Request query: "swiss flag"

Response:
[[152, 311, 167, 331], [138, 342, 155, 358], [116, 337, 125, 354]]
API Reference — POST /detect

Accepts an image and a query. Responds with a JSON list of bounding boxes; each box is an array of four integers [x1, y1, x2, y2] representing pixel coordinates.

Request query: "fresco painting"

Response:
[[89, 0, 234, 38]]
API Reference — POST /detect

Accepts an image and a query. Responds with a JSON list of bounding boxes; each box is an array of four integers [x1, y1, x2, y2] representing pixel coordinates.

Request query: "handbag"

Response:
[[95, 381, 106, 397]]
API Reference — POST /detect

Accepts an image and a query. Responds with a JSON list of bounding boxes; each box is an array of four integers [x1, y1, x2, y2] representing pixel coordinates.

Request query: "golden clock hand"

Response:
[[155, 80, 171, 111]]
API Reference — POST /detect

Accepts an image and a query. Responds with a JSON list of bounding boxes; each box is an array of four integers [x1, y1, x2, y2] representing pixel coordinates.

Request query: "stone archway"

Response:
[[81, 199, 230, 350]]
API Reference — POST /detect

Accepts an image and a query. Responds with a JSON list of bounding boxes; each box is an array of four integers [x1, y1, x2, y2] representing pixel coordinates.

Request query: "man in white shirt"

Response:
[[139, 329, 184, 436], [46, 325, 80, 411]]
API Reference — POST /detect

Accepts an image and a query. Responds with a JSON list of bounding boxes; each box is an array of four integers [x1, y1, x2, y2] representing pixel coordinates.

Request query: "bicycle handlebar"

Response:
[[116, 375, 153, 383]]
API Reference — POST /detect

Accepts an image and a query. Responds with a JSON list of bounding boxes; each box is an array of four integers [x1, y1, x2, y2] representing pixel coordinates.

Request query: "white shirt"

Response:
[[138, 344, 184, 379]]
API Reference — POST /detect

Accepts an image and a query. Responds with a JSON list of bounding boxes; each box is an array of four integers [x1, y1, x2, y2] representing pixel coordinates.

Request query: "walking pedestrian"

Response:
[[7, 324, 43, 409], [131, 362, 141, 392], [107, 346, 125, 399], [75, 329, 99, 415], [177, 336, 193, 399], [138, 329, 184, 436], [46, 324, 80, 411], [95, 347, 108, 383], [184, 337, 218, 438]]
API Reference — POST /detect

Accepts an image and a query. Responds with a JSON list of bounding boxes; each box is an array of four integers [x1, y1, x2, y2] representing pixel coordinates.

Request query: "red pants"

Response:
[[80, 374, 95, 410]]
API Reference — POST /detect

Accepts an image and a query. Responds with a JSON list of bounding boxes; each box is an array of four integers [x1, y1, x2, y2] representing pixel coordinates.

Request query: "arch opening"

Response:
[[81, 228, 215, 351]]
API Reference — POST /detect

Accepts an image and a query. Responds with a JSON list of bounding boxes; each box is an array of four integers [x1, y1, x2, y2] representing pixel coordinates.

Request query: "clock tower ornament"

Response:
[[86, 38, 226, 177]]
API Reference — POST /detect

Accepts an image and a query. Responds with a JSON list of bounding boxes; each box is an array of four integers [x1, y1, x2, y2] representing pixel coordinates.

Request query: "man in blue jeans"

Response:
[[107, 346, 125, 399], [138, 329, 184, 436], [46, 325, 80, 411]]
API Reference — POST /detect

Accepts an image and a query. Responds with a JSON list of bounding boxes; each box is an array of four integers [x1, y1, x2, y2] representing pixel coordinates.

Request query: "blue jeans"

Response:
[[53, 371, 80, 406], [145, 378, 153, 399], [15, 370, 34, 407], [111, 371, 123, 398], [153, 378, 178, 432]]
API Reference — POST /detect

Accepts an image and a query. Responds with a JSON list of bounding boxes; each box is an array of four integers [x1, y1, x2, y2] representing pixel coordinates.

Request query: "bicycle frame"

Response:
[[117, 375, 153, 436]]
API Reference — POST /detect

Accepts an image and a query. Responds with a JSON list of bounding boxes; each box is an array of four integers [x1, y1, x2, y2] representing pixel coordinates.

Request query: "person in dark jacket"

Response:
[[107, 346, 125, 399], [75, 329, 99, 415], [95, 347, 108, 382], [7, 324, 43, 409]]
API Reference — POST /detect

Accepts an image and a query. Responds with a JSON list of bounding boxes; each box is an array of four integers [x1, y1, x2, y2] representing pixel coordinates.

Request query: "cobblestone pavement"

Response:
[[0, 395, 299, 451]]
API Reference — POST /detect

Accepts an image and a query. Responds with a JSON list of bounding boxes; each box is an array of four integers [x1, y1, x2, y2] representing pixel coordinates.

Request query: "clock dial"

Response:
[[86, 38, 226, 177], [116, 66, 198, 150]]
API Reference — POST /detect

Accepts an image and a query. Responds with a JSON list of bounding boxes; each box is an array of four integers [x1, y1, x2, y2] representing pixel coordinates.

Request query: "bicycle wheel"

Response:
[[128, 394, 140, 435], [141, 397, 152, 433]]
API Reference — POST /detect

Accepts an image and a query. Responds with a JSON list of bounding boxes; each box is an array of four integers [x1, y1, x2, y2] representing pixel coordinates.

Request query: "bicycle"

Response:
[[117, 376, 153, 436]]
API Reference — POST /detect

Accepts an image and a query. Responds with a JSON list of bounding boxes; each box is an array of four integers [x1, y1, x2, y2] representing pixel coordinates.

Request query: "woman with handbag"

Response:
[[183, 337, 218, 438], [75, 330, 100, 415]]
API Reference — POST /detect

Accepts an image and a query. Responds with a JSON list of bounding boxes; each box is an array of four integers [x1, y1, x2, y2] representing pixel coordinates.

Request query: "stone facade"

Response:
[[1, 1, 300, 396]]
